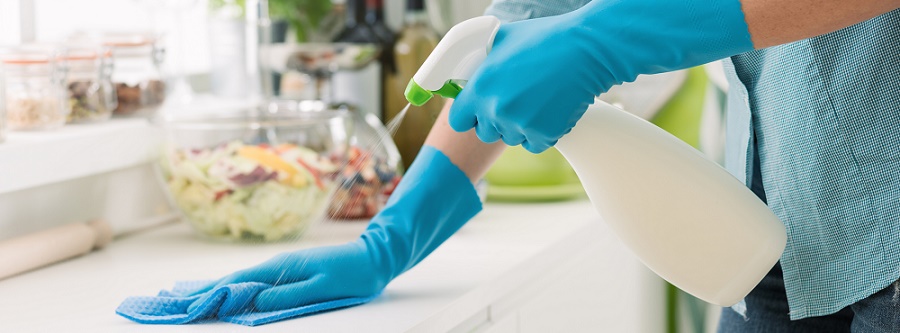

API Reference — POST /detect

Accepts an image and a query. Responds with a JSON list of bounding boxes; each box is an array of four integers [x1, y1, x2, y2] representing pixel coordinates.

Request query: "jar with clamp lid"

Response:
[[0, 45, 69, 131], [103, 34, 166, 117], [62, 45, 117, 123]]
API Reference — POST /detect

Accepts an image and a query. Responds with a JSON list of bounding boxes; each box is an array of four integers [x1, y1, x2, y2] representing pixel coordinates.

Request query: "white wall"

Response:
[[25, 0, 494, 76], [0, 1, 22, 45], [33, 0, 211, 75]]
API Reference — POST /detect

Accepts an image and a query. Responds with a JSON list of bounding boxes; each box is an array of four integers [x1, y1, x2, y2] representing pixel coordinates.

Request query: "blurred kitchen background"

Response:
[[0, 1, 732, 332], [0, 0, 497, 239]]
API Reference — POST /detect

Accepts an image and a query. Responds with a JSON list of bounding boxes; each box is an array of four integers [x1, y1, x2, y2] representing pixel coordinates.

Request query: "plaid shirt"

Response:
[[486, 0, 900, 320]]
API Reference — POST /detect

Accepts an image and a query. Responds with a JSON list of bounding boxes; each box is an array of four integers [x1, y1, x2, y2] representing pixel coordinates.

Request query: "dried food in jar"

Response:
[[67, 80, 113, 123], [7, 96, 65, 130], [113, 80, 165, 116]]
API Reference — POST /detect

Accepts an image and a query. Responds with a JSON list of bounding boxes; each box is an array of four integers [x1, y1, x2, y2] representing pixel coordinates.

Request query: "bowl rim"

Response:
[[160, 100, 353, 130]]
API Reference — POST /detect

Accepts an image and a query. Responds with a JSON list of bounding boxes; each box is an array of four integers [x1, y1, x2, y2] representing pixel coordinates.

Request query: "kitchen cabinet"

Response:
[[0, 201, 665, 332]]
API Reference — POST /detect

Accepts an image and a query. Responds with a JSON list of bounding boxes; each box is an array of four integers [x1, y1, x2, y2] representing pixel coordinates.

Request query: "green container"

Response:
[[484, 146, 584, 202]]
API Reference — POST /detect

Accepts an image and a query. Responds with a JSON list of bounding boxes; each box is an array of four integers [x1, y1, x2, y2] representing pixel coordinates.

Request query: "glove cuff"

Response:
[[572, 0, 755, 83], [358, 145, 483, 284]]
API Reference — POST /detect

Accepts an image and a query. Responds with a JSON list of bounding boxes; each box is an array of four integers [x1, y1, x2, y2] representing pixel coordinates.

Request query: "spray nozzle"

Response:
[[403, 16, 501, 106]]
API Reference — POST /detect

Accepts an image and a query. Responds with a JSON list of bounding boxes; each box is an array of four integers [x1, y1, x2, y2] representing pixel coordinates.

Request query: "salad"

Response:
[[328, 147, 402, 219], [161, 141, 338, 242]]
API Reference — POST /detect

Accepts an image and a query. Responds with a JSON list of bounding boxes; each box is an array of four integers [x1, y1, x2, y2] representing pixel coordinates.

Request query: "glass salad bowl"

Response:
[[158, 100, 353, 242], [327, 107, 404, 219]]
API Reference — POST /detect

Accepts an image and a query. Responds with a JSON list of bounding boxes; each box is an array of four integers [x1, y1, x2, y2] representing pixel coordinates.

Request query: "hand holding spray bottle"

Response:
[[404, 16, 786, 307]]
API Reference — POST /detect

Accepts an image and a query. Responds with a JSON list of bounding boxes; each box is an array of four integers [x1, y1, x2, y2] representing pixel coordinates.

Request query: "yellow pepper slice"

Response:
[[238, 146, 298, 177]]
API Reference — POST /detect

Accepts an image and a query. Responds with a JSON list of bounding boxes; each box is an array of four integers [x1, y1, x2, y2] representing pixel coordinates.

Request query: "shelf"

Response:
[[0, 119, 163, 194]]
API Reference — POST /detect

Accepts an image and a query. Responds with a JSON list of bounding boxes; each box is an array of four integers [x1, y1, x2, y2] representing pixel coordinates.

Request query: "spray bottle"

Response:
[[403, 16, 786, 307]]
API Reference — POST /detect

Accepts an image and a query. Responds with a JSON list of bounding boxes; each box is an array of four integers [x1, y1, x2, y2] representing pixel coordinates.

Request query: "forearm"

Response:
[[742, 0, 900, 48], [362, 101, 497, 278], [424, 100, 507, 183]]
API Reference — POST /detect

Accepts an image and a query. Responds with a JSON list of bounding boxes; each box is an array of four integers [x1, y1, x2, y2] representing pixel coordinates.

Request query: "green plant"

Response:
[[209, 0, 333, 42], [269, 0, 333, 42], [209, 0, 246, 18]]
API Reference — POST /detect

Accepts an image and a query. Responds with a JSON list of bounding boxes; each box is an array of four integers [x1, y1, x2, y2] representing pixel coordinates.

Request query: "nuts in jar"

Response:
[[7, 96, 65, 130], [0, 45, 69, 131]]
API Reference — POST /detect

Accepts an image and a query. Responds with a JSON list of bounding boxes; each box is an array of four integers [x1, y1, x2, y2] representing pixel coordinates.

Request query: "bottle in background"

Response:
[[333, 0, 382, 120], [365, 0, 397, 121], [389, 0, 441, 169]]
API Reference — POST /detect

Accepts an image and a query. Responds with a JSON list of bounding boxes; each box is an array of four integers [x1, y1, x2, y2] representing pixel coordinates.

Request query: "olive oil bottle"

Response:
[[387, 0, 441, 169]]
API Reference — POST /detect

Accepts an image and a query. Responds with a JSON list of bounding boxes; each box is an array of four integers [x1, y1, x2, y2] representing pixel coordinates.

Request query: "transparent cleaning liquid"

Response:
[[386, 103, 411, 135]]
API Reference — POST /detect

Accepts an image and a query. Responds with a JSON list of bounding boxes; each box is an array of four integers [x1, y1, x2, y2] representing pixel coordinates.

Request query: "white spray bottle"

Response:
[[404, 16, 786, 307]]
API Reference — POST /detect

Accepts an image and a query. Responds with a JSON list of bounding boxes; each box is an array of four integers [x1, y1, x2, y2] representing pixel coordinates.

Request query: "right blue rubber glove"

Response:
[[174, 146, 481, 323], [449, 0, 755, 153]]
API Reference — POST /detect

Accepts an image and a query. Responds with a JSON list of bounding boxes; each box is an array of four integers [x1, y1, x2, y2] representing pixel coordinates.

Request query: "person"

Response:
[[188, 0, 900, 331]]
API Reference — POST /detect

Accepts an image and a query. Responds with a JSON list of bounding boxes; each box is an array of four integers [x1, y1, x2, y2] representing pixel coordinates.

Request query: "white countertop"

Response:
[[0, 200, 659, 333]]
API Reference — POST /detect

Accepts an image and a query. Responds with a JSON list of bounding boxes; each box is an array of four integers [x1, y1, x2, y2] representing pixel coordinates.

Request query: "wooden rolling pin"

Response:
[[0, 220, 113, 280]]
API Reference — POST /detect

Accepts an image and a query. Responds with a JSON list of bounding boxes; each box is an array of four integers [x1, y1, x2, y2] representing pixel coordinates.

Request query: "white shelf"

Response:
[[0, 119, 163, 194]]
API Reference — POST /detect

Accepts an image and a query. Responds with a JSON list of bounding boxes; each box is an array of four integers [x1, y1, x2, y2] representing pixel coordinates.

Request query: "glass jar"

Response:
[[327, 106, 404, 219], [0, 46, 69, 131], [103, 34, 166, 117], [62, 46, 117, 123]]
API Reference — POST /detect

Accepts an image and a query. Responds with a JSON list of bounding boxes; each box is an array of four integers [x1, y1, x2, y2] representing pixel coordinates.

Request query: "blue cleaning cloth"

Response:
[[116, 281, 378, 326]]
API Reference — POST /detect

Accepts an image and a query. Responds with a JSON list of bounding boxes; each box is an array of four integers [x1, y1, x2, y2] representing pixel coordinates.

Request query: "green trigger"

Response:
[[433, 81, 464, 99], [404, 79, 465, 106]]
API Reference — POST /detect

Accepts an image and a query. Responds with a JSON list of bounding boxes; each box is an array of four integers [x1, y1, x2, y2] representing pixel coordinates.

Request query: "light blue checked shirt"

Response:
[[485, 0, 900, 320]]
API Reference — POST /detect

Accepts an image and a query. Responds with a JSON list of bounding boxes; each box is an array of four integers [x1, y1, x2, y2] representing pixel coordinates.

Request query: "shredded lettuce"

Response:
[[162, 140, 335, 241]]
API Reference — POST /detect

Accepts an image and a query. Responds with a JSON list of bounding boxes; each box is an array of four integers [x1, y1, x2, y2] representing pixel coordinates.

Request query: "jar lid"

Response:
[[61, 48, 112, 61], [0, 44, 58, 65], [62, 33, 113, 61], [101, 33, 158, 48]]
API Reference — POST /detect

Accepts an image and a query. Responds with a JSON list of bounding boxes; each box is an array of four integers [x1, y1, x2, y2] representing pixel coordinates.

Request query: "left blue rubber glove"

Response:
[[449, 0, 755, 153], [116, 146, 482, 326]]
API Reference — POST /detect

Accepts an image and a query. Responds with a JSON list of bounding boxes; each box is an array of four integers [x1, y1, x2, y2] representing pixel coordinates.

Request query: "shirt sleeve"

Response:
[[484, 0, 592, 22]]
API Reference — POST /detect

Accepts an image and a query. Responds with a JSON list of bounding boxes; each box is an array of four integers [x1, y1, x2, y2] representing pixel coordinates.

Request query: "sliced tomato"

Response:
[[296, 158, 326, 190]]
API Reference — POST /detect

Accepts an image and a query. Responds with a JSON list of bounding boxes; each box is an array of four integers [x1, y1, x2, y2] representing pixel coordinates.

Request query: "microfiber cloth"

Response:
[[116, 281, 378, 326]]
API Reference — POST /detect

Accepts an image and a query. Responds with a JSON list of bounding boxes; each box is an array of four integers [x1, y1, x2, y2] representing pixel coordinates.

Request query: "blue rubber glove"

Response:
[[182, 146, 481, 319], [449, 0, 755, 153]]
